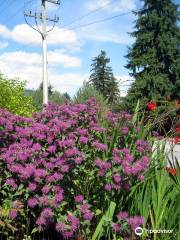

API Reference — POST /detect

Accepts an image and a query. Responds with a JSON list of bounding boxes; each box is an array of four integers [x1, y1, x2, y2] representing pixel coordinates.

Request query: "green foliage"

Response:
[[92, 201, 116, 240], [0, 74, 35, 117], [26, 83, 70, 111], [73, 82, 109, 122], [73, 82, 105, 104], [129, 141, 180, 240], [89, 50, 120, 104], [124, 0, 180, 110]]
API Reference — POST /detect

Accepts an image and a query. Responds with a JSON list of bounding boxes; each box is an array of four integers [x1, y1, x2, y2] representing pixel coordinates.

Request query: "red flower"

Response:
[[175, 127, 180, 133], [166, 167, 177, 175], [175, 136, 180, 144], [147, 102, 157, 111]]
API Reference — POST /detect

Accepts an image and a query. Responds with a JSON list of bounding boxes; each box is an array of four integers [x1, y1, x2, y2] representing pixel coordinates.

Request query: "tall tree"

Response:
[[89, 50, 120, 103], [124, 0, 180, 109]]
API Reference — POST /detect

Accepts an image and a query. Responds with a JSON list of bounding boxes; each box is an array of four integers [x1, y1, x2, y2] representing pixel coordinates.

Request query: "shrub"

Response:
[[0, 98, 152, 239], [0, 74, 35, 117]]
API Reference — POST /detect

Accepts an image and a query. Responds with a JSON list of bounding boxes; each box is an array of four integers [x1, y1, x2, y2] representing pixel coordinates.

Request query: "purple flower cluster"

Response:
[[0, 98, 150, 238], [112, 147, 150, 177], [56, 214, 80, 238], [80, 203, 94, 221], [112, 211, 144, 235], [95, 159, 111, 176]]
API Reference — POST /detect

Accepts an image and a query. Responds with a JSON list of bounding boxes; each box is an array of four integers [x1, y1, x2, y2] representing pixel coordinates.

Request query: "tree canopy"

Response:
[[89, 50, 120, 104], [124, 0, 180, 109]]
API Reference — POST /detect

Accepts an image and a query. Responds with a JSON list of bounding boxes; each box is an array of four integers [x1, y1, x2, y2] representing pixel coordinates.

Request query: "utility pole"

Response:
[[24, 0, 60, 106], [42, 0, 48, 105]]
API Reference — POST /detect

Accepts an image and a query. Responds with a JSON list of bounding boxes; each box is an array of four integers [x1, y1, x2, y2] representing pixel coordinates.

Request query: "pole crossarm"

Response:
[[24, 11, 59, 24], [46, 0, 60, 4]]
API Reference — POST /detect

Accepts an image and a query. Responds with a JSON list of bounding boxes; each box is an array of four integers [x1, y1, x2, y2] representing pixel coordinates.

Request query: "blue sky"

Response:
[[0, 0, 179, 96]]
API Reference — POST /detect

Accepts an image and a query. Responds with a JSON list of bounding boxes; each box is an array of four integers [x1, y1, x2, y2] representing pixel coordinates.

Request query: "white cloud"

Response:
[[0, 50, 85, 96], [88, 0, 136, 13], [0, 25, 11, 38], [0, 50, 81, 68], [0, 24, 79, 46], [0, 41, 8, 49], [48, 50, 81, 67]]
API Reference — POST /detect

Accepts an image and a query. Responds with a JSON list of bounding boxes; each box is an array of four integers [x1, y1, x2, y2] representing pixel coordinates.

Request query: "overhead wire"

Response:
[[0, 1, 134, 58], [0, 1, 135, 91], [61, 0, 119, 28], [68, 11, 132, 30]]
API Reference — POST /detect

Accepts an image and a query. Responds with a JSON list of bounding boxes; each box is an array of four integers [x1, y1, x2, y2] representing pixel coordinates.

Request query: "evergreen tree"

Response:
[[63, 92, 71, 101], [89, 50, 120, 103], [39, 82, 54, 96], [124, 0, 180, 109]]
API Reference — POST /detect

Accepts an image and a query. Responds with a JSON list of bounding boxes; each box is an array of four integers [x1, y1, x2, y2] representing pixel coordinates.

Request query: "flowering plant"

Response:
[[147, 102, 157, 111], [0, 98, 151, 239]]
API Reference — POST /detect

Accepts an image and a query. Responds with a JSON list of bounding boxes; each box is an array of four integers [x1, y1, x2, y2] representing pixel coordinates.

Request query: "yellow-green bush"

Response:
[[0, 74, 35, 117]]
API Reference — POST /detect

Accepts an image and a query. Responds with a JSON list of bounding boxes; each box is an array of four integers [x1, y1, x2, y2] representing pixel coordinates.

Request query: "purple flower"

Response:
[[41, 208, 54, 218], [83, 211, 94, 221], [67, 214, 80, 231], [128, 216, 144, 230], [36, 216, 46, 227], [74, 157, 83, 164], [63, 231, 74, 239], [122, 182, 130, 191], [61, 164, 70, 173], [39, 196, 49, 206], [80, 203, 90, 213], [121, 127, 129, 135], [113, 175, 121, 183], [112, 223, 121, 232], [41, 185, 50, 194], [9, 210, 18, 220], [56, 222, 66, 233], [53, 185, 61, 193], [91, 127, 106, 132], [79, 136, 88, 144], [32, 143, 41, 152], [35, 169, 46, 178], [47, 145, 56, 153], [104, 183, 112, 191], [92, 141, 107, 151], [28, 197, 39, 208], [55, 193, 64, 203], [138, 175, 145, 181], [117, 211, 129, 220], [28, 182, 37, 191], [75, 195, 84, 203], [4, 178, 17, 190], [77, 128, 88, 136], [152, 131, 159, 137]]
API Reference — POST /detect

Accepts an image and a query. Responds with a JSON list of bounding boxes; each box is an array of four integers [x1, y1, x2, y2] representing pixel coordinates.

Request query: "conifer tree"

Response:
[[124, 0, 180, 109], [89, 50, 120, 103]]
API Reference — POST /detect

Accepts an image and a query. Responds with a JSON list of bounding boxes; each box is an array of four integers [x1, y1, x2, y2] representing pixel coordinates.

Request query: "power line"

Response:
[[68, 11, 132, 30], [61, 0, 119, 28]]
